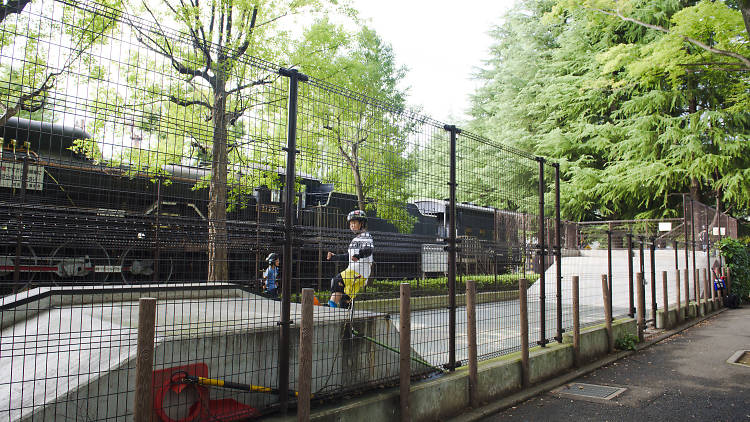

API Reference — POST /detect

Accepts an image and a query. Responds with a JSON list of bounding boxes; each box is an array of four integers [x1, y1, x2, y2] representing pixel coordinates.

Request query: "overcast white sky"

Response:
[[351, 0, 518, 123]]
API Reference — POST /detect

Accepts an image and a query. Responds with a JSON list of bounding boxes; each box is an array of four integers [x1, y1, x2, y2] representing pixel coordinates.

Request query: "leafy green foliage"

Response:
[[0, 0, 121, 125], [468, 0, 750, 221], [717, 237, 750, 301], [292, 20, 418, 232], [615, 332, 639, 351]]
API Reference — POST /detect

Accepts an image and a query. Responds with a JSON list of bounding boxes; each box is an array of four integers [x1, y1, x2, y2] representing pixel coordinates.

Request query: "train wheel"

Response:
[[48, 241, 111, 285], [0, 243, 39, 288], [119, 246, 173, 284]]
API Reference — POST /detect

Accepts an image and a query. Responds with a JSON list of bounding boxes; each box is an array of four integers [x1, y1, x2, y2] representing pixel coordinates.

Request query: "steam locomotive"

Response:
[[0, 117, 522, 291]]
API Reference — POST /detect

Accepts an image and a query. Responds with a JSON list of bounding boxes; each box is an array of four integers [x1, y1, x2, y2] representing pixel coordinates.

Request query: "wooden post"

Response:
[[572, 275, 580, 367], [636, 273, 645, 342], [661, 271, 669, 329], [519, 278, 529, 387], [682, 269, 689, 320], [601, 274, 614, 353], [466, 280, 478, 408], [675, 270, 682, 323], [134, 298, 157, 422], [705, 268, 711, 308], [696, 269, 703, 316], [298, 289, 314, 422], [400, 283, 411, 422]]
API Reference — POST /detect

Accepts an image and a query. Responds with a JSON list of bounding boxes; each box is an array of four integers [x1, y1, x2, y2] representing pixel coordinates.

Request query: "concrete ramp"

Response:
[[0, 285, 432, 421], [529, 249, 713, 320]]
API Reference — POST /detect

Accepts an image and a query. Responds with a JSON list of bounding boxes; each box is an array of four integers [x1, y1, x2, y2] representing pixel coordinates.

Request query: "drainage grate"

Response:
[[727, 350, 750, 367], [553, 383, 627, 401]]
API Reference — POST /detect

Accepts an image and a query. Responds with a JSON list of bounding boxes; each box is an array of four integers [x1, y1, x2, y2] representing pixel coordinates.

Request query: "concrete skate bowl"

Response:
[[0, 284, 433, 421]]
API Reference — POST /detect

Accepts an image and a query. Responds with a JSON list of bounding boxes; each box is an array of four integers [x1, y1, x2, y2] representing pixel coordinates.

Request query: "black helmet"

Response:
[[347, 210, 367, 225], [266, 253, 279, 264]]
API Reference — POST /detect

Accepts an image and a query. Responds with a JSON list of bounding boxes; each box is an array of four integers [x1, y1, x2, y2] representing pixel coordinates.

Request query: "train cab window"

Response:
[[271, 189, 281, 203]]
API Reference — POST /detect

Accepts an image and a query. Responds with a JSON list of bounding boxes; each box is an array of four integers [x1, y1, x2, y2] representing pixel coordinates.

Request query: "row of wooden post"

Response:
[[132, 266, 731, 421], [127, 278, 614, 421]]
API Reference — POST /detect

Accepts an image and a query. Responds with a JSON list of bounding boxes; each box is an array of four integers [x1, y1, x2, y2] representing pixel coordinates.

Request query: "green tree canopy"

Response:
[[0, 0, 121, 126], [291, 19, 418, 232], [469, 0, 750, 222]]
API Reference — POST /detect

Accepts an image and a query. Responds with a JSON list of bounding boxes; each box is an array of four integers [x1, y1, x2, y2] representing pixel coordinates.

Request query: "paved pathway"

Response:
[[478, 306, 750, 421]]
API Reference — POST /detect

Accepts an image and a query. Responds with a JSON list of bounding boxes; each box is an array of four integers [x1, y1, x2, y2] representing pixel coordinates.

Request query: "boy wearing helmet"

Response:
[[326, 210, 374, 308], [263, 253, 280, 298]]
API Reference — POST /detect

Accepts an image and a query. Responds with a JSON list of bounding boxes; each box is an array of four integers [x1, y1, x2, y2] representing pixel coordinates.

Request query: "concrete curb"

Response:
[[449, 307, 728, 422]]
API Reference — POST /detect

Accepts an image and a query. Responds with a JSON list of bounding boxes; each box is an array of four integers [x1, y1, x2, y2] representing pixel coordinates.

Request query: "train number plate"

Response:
[[0, 163, 44, 190], [95, 265, 122, 273]]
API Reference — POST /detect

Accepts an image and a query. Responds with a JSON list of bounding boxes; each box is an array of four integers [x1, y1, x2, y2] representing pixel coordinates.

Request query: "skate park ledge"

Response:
[[267, 318, 638, 421]]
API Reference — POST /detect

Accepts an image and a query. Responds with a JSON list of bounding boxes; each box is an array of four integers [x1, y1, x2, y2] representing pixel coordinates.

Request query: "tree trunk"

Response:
[[208, 74, 229, 282], [689, 177, 700, 202], [710, 188, 722, 229], [353, 164, 365, 211], [688, 77, 699, 203], [740, 1, 750, 42]]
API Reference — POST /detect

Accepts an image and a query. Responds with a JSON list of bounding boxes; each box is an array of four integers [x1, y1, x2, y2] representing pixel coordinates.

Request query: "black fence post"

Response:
[[553, 163, 562, 343], [153, 176, 162, 283], [13, 141, 30, 287], [705, 205, 711, 274], [444, 124, 460, 370], [719, 213, 724, 268], [683, 194, 690, 292], [638, 236, 645, 276], [537, 157, 547, 347], [607, 226, 613, 320], [650, 237, 657, 325], [278, 67, 308, 415], [690, 198, 697, 294], [627, 233, 634, 318]]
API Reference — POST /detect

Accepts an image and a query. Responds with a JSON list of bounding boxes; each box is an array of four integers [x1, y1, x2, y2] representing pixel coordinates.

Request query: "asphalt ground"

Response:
[[476, 306, 750, 422]]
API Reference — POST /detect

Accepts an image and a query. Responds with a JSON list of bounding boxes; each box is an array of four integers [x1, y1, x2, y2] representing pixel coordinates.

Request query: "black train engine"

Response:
[[0, 117, 522, 293]]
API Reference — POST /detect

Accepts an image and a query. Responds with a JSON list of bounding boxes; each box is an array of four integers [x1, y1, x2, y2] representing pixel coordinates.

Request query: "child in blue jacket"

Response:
[[263, 253, 280, 298]]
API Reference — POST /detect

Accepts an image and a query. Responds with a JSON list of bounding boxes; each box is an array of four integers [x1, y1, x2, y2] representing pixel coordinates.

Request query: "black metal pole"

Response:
[[554, 163, 562, 343], [13, 142, 30, 288], [691, 199, 696, 288], [607, 226, 613, 320], [627, 233, 634, 318], [444, 124, 460, 370], [683, 194, 690, 288], [153, 177, 161, 283], [639, 236, 645, 275], [705, 205, 711, 274], [278, 67, 307, 415], [650, 237, 657, 324], [716, 214, 729, 268], [537, 157, 547, 347]]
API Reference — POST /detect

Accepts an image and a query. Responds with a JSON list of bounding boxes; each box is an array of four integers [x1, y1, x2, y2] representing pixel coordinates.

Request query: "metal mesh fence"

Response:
[[0, 0, 738, 420]]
